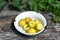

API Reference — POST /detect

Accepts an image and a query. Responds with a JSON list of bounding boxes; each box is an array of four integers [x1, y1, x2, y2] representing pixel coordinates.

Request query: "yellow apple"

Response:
[[23, 24, 30, 31], [34, 20, 40, 25], [19, 19, 26, 27], [36, 23, 43, 30], [27, 28, 36, 34], [29, 20, 35, 28], [25, 17, 32, 23]]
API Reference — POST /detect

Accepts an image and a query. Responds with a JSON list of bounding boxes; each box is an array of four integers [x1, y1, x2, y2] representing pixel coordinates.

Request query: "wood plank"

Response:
[[0, 11, 60, 40]]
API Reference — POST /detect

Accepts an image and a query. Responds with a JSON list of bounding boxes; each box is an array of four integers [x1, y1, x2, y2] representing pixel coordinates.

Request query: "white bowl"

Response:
[[14, 11, 47, 36]]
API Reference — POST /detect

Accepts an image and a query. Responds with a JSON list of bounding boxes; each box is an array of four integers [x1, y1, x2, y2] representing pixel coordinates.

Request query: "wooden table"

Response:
[[0, 4, 60, 40]]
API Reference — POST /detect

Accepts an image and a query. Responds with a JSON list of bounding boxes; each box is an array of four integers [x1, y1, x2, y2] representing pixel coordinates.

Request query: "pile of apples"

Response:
[[18, 17, 44, 34]]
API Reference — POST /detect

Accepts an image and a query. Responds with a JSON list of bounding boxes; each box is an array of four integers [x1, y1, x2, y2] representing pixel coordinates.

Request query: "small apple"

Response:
[[23, 24, 29, 31], [36, 23, 43, 30], [34, 20, 40, 25], [29, 20, 35, 28], [25, 17, 32, 23], [19, 19, 26, 27], [27, 28, 36, 34]]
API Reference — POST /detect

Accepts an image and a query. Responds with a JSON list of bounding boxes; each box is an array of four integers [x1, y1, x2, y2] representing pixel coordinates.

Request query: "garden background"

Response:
[[0, 0, 60, 40]]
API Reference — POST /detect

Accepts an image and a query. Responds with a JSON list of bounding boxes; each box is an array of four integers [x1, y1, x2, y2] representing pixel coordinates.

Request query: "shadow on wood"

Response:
[[8, 4, 20, 11]]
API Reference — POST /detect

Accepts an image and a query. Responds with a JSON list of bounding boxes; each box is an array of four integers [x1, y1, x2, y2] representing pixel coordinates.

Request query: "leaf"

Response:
[[29, 0, 36, 10], [53, 16, 60, 22], [34, 4, 38, 12], [29, 3, 34, 10], [21, 0, 28, 4], [53, 11, 60, 17], [0, 2, 6, 11], [18, 5, 23, 10], [39, 4, 45, 9], [12, 0, 20, 7], [47, 0, 54, 4], [53, 4, 60, 9], [0, 0, 5, 2]]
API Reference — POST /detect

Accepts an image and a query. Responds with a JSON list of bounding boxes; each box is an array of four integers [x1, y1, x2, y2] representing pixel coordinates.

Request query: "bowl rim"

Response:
[[14, 11, 47, 35]]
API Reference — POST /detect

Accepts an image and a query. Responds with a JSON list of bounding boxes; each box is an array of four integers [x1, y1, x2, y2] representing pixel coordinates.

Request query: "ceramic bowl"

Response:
[[14, 11, 47, 36]]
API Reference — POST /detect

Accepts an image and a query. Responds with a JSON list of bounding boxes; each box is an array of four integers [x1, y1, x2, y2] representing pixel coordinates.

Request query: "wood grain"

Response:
[[0, 10, 60, 40]]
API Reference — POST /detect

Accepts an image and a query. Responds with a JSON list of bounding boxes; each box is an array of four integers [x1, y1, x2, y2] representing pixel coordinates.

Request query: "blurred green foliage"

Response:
[[12, 0, 60, 22], [0, 0, 7, 11]]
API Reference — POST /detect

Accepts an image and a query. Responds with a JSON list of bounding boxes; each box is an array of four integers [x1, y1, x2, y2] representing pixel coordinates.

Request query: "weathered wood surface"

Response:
[[0, 5, 60, 40]]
